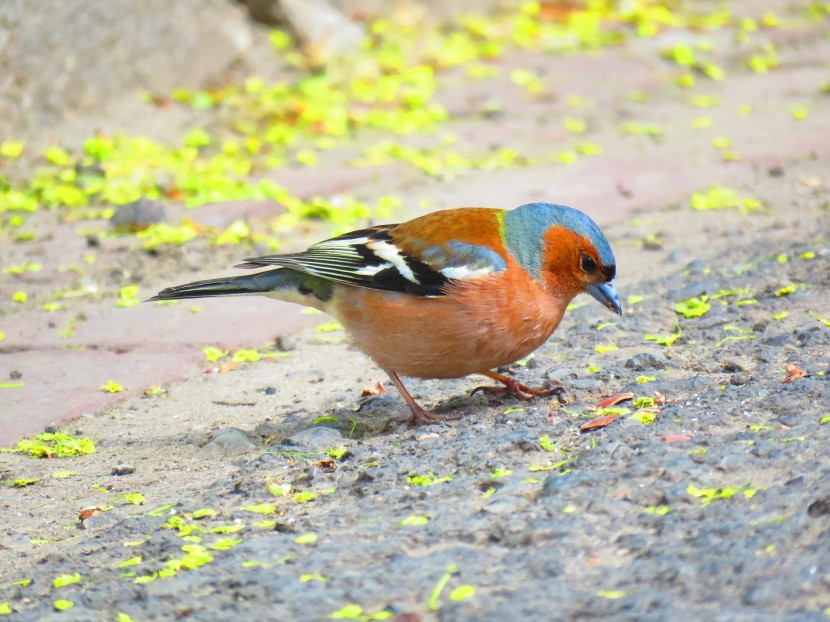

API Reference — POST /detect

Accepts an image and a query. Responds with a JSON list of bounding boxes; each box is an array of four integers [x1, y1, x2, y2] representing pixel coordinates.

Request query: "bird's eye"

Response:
[[580, 255, 597, 274]]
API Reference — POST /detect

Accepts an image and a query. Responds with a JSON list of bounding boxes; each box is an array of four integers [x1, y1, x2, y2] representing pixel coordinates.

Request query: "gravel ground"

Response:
[[2, 2, 830, 621], [1, 158, 828, 621]]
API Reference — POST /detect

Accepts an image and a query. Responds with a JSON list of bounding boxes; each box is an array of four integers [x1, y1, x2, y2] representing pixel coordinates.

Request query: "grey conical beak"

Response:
[[586, 281, 622, 316]]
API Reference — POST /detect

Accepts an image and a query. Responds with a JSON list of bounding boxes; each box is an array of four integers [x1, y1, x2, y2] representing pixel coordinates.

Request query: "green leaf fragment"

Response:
[[211, 524, 244, 534], [202, 346, 227, 362], [325, 446, 348, 459], [242, 503, 276, 514], [0, 141, 24, 158], [232, 348, 261, 362], [99, 380, 124, 393], [177, 544, 214, 570], [211, 538, 243, 550], [674, 296, 710, 318], [450, 585, 477, 601], [147, 503, 175, 517], [687, 483, 757, 506], [2, 261, 42, 275], [45, 146, 71, 166], [631, 410, 656, 424], [116, 285, 139, 308], [597, 590, 626, 599], [5, 432, 95, 458], [399, 515, 430, 526], [528, 458, 574, 472], [53, 573, 81, 588], [295, 533, 318, 545], [138, 223, 198, 249], [3, 478, 39, 487], [315, 321, 342, 333], [428, 564, 459, 611], [267, 481, 292, 497], [330, 604, 364, 619], [791, 105, 808, 120], [407, 473, 452, 486], [645, 325, 682, 346], [775, 284, 806, 297], [691, 186, 761, 212], [53, 600, 75, 611]]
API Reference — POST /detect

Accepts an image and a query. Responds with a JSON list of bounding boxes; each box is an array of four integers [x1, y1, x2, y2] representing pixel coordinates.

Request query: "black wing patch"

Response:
[[236, 226, 451, 297], [236, 225, 508, 297]]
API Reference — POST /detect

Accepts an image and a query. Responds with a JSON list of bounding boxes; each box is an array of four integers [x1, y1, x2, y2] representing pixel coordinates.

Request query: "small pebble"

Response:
[[111, 464, 136, 476]]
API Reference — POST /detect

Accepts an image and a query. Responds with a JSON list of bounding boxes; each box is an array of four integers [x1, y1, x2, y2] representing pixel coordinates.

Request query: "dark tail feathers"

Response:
[[148, 268, 294, 301]]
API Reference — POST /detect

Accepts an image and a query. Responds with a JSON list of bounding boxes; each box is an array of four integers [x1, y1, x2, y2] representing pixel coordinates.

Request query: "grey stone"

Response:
[[288, 426, 343, 450], [720, 360, 743, 372], [0, 0, 253, 146], [78, 510, 119, 532], [193, 428, 255, 459], [545, 367, 581, 383], [795, 321, 829, 347], [109, 198, 166, 230], [624, 352, 676, 371]]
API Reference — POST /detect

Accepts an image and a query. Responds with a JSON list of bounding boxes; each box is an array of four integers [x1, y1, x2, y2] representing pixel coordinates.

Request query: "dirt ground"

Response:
[[1, 2, 830, 620]]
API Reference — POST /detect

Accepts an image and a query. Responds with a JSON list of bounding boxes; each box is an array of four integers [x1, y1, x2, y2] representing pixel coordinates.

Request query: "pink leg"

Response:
[[385, 370, 462, 425], [472, 370, 563, 401]]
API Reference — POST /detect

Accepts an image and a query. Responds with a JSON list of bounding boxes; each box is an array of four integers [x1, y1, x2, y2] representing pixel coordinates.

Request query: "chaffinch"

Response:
[[150, 202, 621, 424]]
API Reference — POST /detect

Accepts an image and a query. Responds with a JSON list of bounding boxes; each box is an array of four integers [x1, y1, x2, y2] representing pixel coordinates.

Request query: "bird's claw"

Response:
[[472, 378, 564, 402], [409, 407, 463, 425]]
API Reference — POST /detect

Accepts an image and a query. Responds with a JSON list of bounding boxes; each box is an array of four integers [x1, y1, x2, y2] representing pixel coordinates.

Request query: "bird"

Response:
[[149, 202, 621, 424]]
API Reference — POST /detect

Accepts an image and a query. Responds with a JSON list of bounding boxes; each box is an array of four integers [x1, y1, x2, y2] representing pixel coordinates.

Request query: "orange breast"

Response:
[[327, 258, 569, 379]]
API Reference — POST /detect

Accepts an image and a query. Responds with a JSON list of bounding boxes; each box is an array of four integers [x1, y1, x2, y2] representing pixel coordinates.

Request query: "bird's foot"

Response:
[[408, 405, 463, 425], [472, 374, 565, 402]]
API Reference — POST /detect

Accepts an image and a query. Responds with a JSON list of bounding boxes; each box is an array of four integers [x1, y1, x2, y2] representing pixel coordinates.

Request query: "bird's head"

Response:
[[503, 203, 621, 315]]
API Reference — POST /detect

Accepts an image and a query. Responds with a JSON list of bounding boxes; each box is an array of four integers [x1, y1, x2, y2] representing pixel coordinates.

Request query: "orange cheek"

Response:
[[540, 227, 591, 295]]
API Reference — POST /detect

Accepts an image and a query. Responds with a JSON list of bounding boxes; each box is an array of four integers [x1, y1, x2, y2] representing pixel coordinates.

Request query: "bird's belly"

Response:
[[328, 276, 567, 379]]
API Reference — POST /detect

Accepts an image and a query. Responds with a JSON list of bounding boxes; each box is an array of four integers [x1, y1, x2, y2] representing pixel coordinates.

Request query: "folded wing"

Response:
[[236, 224, 507, 297]]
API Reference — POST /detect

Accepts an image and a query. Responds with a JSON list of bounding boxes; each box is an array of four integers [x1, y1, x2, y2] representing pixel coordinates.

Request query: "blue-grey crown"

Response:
[[502, 202, 615, 279]]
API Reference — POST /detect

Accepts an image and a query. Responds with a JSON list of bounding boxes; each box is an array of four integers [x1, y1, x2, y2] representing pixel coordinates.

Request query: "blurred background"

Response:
[[1, 0, 828, 441]]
